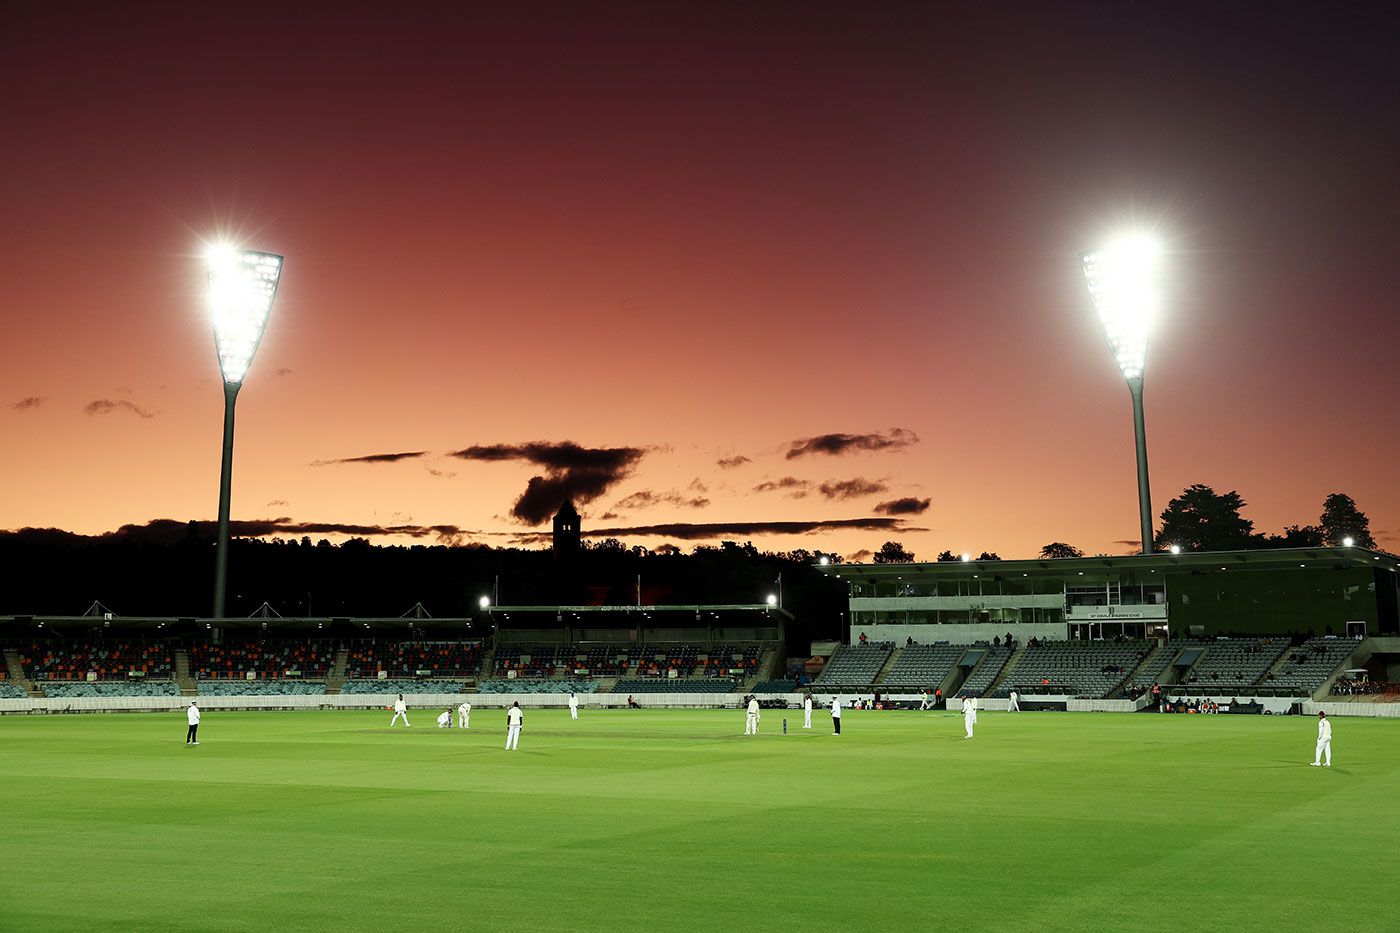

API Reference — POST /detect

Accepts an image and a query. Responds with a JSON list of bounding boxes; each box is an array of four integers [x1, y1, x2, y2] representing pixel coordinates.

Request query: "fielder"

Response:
[[1311, 711, 1332, 767], [802, 693, 813, 729], [745, 695, 760, 735], [505, 701, 523, 751], [390, 694, 411, 727], [963, 695, 977, 738], [457, 700, 471, 729], [831, 696, 842, 735], [437, 708, 452, 728], [185, 701, 200, 745], [568, 692, 579, 720], [1008, 690, 1020, 712]]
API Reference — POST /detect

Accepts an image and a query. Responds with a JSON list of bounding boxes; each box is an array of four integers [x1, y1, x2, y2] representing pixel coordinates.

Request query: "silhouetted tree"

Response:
[[1319, 493, 1376, 548], [1039, 542, 1084, 559], [1154, 484, 1258, 552], [976, 552, 1001, 561], [935, 550, 959, 562], [872, 541, 915, 563], [1260, 525, 1324, 548]]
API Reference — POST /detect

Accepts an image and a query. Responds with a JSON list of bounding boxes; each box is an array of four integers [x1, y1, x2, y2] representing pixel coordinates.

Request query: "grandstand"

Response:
[[998, 640, 1151, 698], [880, 644, 965, 689], [955, 646, 1012, 697], [1267, 638, 1357, 695], [346, 641, 481, 679], [1175, 638, 1289, 688], [191, 640, 334, 679], [43, 681, 180, 698], [614, 677, 737, 694], [20, 639, 173, 680], [476, 678, 598, 694], [340, 678, 463, 695], [815, 643, 892, 687], [197, 680, 327, 696]]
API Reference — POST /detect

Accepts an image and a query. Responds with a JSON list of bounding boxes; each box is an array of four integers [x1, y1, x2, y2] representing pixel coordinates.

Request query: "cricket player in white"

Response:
[[1311, 711, 1332, 767], [1008, 690, 1020, 712], [505, 701, 523, 751], [185, 702, 200, 745], [437, 709, 451, 728], [457, 700, 471, 729], [745, 696, 760, 735], [963, 695, 977, 738], [390, 694, 411, 727], [803, 694, 813, 729], [568, 692, 579, 720], [831, 696, 842, 735]]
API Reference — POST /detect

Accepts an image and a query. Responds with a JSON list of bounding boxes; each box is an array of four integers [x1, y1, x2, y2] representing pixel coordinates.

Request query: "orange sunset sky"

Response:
[[2, 2, 1397, 560]]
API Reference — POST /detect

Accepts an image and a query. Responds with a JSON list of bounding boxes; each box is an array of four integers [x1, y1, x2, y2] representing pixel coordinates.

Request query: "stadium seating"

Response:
[[345, 641, 481, 678], [339, 678, 463, 695], [20, 640, 174, 680], [955, 646, 1012, 697], [197, 680, 327, 696], [614, 677, 737, 693], [42, 681, 179, 698], [493, 643, 764, 681], [1176, 638, 1288, 687], [1267, 638, 1356, 695], [880, 645, 965, 689], [191, 640, 334, 679], [815, 644, 893, 686], [0, 682, 31, 698], [999, 641, 1152, 698], [476, 678, 598, 694], [752, 680, 797, 693]]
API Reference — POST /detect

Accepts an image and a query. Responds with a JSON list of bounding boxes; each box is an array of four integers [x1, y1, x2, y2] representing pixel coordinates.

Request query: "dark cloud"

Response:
[[265, 499, 289, 507], [598, 511, 621, 520], [1114, 539, 1142, 547], [846, 548, 875, 562], [312, 451, 428, 466], [449, 441, 647, 525], [753, 477, 812, 498], [425, 467, 456, 479], [84, 399, 156, 418], [716, 455, 751, 469], [514, 517, 911, 541], [67, 517, 475, 546], [688, 478, 710, 493], [818, 478, 889, 500], [785, 428, 918, 459], [274, 368, 293, 377], [613, 489, 710, 510], [873, 496, 931, 515], [8, 396, 45, 411]]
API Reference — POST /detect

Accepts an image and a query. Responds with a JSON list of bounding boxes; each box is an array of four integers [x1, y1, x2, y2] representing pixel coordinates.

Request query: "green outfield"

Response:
[[0, 707, 1394, 931]]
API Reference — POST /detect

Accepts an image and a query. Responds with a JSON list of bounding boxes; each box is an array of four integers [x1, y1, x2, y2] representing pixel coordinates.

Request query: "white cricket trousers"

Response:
[[745, 713, 758, 735], [506, 725, 521, 750], [570, 707, 578, 720], [1315, 738, 1331, 766], [390, 711, 411, 727], [803, 709, 812, 728], [1008, 700, 1019, 712], [964, 713, 975, 738], [458, 713, 469, 729]]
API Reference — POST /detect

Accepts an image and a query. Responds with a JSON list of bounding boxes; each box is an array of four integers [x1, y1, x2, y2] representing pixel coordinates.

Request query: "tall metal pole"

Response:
[[1127, 376, 1153, 554], [212, 381, 240, 618]]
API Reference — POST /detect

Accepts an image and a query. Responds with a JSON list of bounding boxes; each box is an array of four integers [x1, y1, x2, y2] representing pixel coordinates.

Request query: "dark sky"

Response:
[[2, 1, 1397, 557]]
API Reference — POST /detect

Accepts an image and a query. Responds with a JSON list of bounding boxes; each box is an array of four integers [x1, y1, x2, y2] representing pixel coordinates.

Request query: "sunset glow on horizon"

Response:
[[2, 3, 1397, 560]]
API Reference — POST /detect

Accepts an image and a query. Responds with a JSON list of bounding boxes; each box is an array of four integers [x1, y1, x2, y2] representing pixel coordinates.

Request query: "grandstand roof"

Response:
[[488, 603, 794, 620], [818, 547, 1400, 583]]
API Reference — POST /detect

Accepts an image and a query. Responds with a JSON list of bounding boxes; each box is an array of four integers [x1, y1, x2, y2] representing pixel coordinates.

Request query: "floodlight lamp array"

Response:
[[207, 247, 283, 385], [1081, 235, 1161, 381]]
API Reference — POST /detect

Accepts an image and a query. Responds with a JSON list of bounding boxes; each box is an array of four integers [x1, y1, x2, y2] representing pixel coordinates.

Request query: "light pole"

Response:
[[1081, 234, 1162, 555], [205, 244, 284, 619]]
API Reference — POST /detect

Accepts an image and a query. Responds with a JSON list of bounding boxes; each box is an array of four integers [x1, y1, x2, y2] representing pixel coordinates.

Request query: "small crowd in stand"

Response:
[[1332, 676, 1398, 696]]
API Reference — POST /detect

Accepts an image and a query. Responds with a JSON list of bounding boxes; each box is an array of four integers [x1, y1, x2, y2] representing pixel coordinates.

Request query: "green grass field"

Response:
[[0, 707, 1393, 931]]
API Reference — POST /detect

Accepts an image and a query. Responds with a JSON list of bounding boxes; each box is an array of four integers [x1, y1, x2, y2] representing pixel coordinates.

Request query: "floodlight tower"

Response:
[[1081, 235, 1162, 555], [205, 245, 284, 619]]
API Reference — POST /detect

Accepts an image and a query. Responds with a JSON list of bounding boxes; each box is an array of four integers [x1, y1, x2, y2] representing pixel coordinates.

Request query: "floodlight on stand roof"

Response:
[[1080, 234, 1162, 381], [206, 245, 283, 385]]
